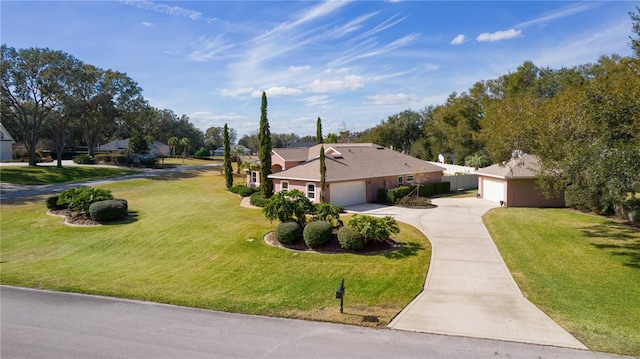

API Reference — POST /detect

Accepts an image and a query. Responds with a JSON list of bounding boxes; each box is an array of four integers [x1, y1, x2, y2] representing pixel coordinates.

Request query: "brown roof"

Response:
[[475, 154, 541, 179], [269, 143, 444, 182], [272, 147, 310, 162]]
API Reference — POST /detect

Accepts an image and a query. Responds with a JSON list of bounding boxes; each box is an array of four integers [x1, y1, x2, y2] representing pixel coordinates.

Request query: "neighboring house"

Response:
[[287, 141, 316, 148], [0, 123, 16, 161], [213, 145, 252, 157], [254, 143, 444, 207], [476, 154, 565, 207], [97, 139, 170, 157]]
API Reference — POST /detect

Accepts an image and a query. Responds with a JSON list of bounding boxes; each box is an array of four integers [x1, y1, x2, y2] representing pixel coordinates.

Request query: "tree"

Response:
[[316, 117, 323, 144], [167, 136, 179, 156], [319, 145, 326, 202], [179, 137, 189, 159], [258, 92, 273, 197], [1, 46, 79, 166], [205, 126, 236, 151], [232, 145, 245, 174], [630, 6, 640, 57], [262, 189, 314, 226], [223, 124, 233, 189], [464, 151, 491, 169], [325, 132, 338, 143], [128, 133, 149, 154]]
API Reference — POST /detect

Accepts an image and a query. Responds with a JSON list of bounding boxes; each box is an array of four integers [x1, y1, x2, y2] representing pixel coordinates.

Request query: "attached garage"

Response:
[[481, 177, 505, 204], [329, 181, 366, 207]]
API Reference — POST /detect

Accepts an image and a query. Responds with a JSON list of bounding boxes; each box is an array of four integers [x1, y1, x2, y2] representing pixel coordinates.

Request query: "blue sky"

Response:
[[1, 1, 636, 138]]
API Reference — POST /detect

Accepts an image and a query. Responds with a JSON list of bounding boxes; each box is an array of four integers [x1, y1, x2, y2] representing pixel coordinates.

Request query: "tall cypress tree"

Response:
[[259, 92, 273, 197], [316, 117, 323, 144], [319, 145, 326, 203], [223, 123, 233, 189]]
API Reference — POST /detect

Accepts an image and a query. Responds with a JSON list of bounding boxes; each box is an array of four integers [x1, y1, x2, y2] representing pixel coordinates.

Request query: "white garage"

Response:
[[329, 181, 366, 207], [481, 178, 505, 204]]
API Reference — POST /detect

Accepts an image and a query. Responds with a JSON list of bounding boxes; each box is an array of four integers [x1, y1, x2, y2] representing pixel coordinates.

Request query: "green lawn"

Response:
[[0, 169, 430, 327], [0, 166, 141, 185], [484, 208, 640, 356]]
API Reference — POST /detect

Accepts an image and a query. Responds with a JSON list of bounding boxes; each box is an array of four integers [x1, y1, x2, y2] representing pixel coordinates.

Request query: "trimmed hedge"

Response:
[[387, 182, 450, 203], [45, 195, 64, 210], [250, 192, 270, 207], [230, 185, 258, 197], [337, 226, 366, 250], [275, 222, 302, 244], [303, 221, 332, 248], [89, 200, 128, 222]]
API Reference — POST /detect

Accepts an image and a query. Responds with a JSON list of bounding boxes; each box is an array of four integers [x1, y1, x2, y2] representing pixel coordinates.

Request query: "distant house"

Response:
[[249, 143, 445, 207], [213, 145, 252, 157], [287, 141, 317, 148], [97, 139, 170, 157], [0, 123, 16, 161], [476, 154, 565, 207]]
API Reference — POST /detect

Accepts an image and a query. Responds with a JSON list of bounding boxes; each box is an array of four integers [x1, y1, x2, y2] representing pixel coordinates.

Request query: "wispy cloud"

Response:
[[476, 29, 522, 42], [252, 87, 303, 97], [450, 34, 465, 45], [516, 2, 599, 28], [299, 95, 333, 106], [289, 65, 311, 72], [306, 75, 364, 93], [327, 12, 379, 39], [189, 35, 234, 61], [365, 93, 409, 105], [119, 0, 202, 20]]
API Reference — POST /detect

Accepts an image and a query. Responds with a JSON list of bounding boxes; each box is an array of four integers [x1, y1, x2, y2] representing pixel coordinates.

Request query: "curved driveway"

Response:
[[346, 198, 587, 349]]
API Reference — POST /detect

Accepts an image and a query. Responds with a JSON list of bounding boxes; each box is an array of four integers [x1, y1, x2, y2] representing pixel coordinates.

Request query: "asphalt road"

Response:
[[1, 286, 626, 359]]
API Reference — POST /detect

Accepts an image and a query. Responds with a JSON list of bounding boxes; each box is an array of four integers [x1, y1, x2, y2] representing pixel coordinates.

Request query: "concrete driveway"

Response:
[[346, 198, 587, 349]]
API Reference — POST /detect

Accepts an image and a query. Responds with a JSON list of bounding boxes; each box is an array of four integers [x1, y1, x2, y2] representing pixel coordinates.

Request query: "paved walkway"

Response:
[[346, 198, 587, 349]]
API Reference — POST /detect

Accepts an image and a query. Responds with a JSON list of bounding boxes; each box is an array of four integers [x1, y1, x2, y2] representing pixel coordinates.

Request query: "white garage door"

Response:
[[330, 181, 366, 207], [482, 178, 505, 204]]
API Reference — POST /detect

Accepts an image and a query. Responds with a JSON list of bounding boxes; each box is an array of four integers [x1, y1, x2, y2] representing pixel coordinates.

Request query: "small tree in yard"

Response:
[[319, 145, 326, 202], [263, 189, 314, 226], [258, 92, 273, 197], [223, 123, 233, 189], [347, 214, 399, 243], [232, 146, 245, 174]]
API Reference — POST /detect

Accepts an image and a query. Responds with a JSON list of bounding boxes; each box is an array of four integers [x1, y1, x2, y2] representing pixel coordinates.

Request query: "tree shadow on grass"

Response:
[[383, 241, 424, 260], [582, 221, 640, 269]]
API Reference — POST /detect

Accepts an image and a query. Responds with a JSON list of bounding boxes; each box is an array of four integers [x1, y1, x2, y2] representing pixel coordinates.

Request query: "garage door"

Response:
[[330, 181, 366, 207], [482, 178, 505, 204]]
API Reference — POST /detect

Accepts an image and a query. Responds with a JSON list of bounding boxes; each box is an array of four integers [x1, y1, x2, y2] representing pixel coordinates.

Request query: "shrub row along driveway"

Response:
[[346, 198, 587, 349]]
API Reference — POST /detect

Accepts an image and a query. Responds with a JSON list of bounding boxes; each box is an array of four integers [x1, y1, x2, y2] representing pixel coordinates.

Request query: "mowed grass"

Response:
[[0, 169, 430, 326], [484, 208, 640, 356], [0, 166, 141, 185]]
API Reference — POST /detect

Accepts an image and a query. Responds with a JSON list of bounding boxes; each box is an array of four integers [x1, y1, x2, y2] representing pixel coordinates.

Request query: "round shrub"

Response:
[[303, 221, 332, 248], [275, 222, 302, 244], [114, 198, 128, 212], [250, 192, 269, 207], [89, 200, 127, 222], [337, 226, 366, 250], [45, 195, 64, 210], [73, 154, 94, 164], [194, 149, 209, 157]]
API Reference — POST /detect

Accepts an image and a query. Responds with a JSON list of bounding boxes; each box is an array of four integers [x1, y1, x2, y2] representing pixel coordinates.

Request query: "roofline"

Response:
[[268, 169, 443, 182], [478, 173, 539, 180]]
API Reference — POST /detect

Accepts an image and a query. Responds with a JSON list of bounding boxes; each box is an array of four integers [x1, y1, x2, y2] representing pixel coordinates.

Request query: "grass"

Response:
[[484, 208, 640, 356], [0, 166, 142, 185], [0, 169, 430, 327]]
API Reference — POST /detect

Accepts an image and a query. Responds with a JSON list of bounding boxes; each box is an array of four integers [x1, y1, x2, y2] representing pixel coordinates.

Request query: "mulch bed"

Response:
[[264, 228, 398, 254]]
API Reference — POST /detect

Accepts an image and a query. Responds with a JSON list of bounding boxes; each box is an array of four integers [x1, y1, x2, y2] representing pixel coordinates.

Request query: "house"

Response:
[[250, 143, 445, 207], [0, 123, 16, 161], [213, 145, 252, 157], [287, 141, 316, 148], [476, 154, 565, 207], [97, 139, 170, 157]]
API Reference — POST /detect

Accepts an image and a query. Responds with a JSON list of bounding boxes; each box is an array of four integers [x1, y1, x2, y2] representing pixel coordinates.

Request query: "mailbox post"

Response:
[[335, 278, 345, 313]]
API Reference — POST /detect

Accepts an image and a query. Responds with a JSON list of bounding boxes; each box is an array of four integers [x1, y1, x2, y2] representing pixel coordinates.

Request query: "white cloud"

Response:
[[365, 93, 409, 105], [251, 87, 303, 97], [141, 21, 153, 27], [220, 87, 255, 97], [450, 34, 465, 45], [288, 65, 311, 72], [476, 29, 522, 42], [298, 95, 333, 106], [306, 75, 364, 93], [189, 35, 234, 61], [516, 2, 599, 28], [119, 0, 202, 20]]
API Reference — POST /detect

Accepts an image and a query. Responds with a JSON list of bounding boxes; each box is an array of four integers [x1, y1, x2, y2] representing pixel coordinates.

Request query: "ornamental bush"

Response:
[[73, 154, 94, 164], [58, 187, 114, 215], [230, 185, 258, 197], [250, 192, 269, 207], [348, 214, 399, 242], [303, 221, 332, 248], [337, 226, 366, 250], [312, 203, 342, 224], [275, 222, 302, 244], [89, 200, 127, 222], [194, 149, 209, 157], [45, 195, 64, 210], [263, 189, 314, 225]]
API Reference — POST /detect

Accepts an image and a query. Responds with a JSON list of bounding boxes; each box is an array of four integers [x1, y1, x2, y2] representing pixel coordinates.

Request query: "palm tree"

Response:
[[179, 137, 190, 162], [232, 146, 246, 174], [167, 137, 179, 157]]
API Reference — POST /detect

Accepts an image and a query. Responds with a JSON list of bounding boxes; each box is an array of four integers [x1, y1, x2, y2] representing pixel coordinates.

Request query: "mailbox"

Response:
[[335, 287, 344, 299]]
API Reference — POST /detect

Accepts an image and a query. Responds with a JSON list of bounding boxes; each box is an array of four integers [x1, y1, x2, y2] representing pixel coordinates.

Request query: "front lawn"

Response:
[[484, 208, 640, 356], [0, 166, 141, 185], [0, 169, 430, 327]]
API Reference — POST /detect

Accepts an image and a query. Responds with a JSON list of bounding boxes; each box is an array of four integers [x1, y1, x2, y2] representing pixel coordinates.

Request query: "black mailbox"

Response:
[[335, 287, 344, 299]]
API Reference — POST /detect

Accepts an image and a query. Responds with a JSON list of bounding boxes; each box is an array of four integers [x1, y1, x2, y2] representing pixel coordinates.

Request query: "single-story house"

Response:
[[97, 139, 170, 157], [213, 145, 252, 157], [287, 141, 317, 148], [249, 143, 445, 207], [0, 123, 16, 161], [476, 154, 565, 207]]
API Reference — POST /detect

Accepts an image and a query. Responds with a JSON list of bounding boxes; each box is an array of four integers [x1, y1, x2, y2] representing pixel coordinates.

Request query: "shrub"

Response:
[[45, 195, 64, 210], [263, 189, 314, 225], [387, 183, 450, 203], [94, 154, 112, 163], [138, 156, 157, 168], [275, 222, 302, 244], [194, 149, 209, 157], [376, 188, 388, 203], [387, 186, 413, 203], [114, 198, 128, 212], [313, 203, 342, 224], [250, 192, 270, 207], [303, 221, 332, 248], [396, 196, 432, 208], [73, 154, 94, 164], [337, 226, 366, 250], [348, 214, 399, 242], [114, 155, 133, 166], [230, 185, 258, 197], [58, 187, 114, 215], [89, 200, 127, 222]]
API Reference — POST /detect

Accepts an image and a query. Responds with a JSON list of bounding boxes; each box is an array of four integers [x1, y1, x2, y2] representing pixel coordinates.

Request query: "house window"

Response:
[[407, 175, 414, 183], [251, 171, 258, 184], [281, 181, 289, 191], [306, 183, 316, 200], [398, 176, 404, 186]]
